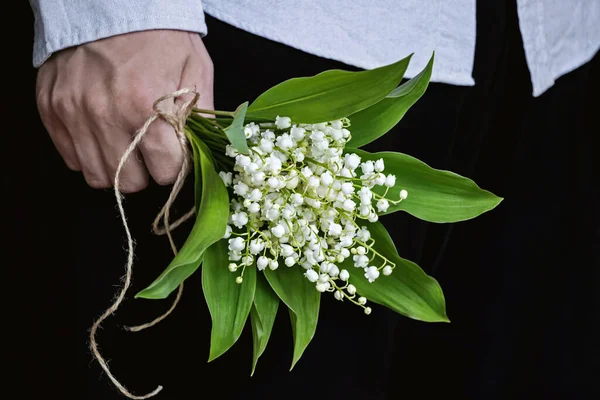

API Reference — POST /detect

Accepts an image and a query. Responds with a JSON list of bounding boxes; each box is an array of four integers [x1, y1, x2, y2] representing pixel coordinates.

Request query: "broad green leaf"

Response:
[[344, 221, 449, 322], [347, 53, 434, 148], [223, 102, 250, 154], [264, 266, 320, 370], [250, 274, 279, 375], [348, 148, 503, 222], [136, 139, 229, 299], [203, 239, 256, 361], [246, 55, 412, 123]]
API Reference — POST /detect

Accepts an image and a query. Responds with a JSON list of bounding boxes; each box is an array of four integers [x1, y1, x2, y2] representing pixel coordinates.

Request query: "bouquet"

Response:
[[93, 53, 502, 398]]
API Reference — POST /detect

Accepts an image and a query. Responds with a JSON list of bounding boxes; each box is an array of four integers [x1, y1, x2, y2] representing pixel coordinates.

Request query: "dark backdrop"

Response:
[[6, 1, 598, 399]]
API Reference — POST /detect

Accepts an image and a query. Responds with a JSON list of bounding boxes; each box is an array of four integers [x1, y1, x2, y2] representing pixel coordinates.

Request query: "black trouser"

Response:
[[11, 0, 598, 399]]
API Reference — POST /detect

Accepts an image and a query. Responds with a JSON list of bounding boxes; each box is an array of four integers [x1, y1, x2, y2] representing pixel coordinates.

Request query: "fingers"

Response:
[[52, 120, 81, 171], [133, 48, 214, 187], [49, 74, 113, 189], [127, 90, 184, 187], [35, 31, 216, 193], [40, 109, 81, 172], [94, 126, 149, 193], [85, 96, 149, 193], [52, 91, 111, 188], [70, 128, 111, 189], [36, 68, 81, 171], [181, 47, 215, 112]]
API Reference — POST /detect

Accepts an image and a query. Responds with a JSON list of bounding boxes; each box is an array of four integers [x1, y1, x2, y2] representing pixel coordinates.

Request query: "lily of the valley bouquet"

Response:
[[96, 53, 502, 397]]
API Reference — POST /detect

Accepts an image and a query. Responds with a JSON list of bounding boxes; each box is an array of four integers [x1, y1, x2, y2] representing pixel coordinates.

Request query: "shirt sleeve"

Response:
[[30, 0, 207, 67]]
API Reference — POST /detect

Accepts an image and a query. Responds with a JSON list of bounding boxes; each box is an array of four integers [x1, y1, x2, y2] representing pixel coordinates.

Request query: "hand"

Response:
[[36, 30, 214, 193]]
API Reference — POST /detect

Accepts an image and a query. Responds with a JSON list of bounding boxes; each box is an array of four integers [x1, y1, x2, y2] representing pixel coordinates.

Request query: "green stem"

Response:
[[192, 108, 235, 117], [304, 157, 333, 173], [354, 239, 395, 268]]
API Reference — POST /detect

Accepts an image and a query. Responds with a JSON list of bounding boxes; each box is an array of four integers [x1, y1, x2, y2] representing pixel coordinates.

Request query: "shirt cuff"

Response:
[[31, 0, 207, 67]]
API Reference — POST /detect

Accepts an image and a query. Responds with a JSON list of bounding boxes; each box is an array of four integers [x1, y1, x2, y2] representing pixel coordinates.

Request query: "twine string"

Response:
[[89, 88, 200, 399]]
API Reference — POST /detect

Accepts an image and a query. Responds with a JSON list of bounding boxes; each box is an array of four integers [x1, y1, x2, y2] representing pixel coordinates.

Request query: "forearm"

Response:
[[30, 0, 207, 67]]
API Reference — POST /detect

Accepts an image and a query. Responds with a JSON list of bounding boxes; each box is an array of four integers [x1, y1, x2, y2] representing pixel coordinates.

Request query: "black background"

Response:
[[5, 1, 599, 399]]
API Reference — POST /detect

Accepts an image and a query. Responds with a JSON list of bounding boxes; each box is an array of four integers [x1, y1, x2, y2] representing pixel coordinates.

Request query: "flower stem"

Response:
[[192, 108, 235, 117]]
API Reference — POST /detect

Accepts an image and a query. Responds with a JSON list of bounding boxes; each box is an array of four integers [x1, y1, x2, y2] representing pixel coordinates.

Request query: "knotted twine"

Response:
[[89, 88, 200, 399]]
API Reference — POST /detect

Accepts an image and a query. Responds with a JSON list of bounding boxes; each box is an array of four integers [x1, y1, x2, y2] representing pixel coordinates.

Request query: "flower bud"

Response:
[[328, 264, 340, 277], [285, 257, 296, 267], [304, 269, 319, 282], [339, 269, 350, 281], [347, 284, 357, 295], [257, 256, 269, 271], [275, 116, 292, 129], [385, 174, 396, 187], [271, 224, 285, 238], [315, 281, 330, 292]]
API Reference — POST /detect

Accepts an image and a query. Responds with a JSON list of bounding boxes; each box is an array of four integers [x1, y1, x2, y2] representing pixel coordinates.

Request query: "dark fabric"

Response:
[[385, 2, 600, 399], [7, 0, 598, 399]]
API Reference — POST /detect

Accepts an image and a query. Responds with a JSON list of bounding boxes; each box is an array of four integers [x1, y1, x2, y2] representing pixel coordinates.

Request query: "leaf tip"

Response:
[[289, 353, 302, 371], [134, 288, 163, 300], [487, 193, 504, 211], [207, 351, 220, 363]]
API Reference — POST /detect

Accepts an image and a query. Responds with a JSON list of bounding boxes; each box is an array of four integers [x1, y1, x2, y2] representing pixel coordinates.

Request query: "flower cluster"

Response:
[[219, 116, 408, 313]]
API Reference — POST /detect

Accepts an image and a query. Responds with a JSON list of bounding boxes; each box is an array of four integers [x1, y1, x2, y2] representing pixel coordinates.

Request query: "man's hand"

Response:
[[36, 30, 214, 193]]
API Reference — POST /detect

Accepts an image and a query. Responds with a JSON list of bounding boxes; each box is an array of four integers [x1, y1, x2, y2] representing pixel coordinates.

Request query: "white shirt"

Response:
[[30, 0, 599, 96]]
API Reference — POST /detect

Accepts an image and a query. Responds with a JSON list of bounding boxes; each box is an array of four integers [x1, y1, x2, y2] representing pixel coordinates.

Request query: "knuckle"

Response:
[[36, 89, 49, 114], [129, 89, 154, 114], [85, 95, 110, 117], [52, 91, 77, 116]]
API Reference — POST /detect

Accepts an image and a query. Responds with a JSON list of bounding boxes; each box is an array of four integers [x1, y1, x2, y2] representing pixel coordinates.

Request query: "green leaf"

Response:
[[202, 239, 256, 361], [223, 102, 250, 155], [186, 131, 203, 210], [246, 55, 412, 123], [346, 53, 434, 148], [250, 274, 279, 375], [135, 139, 230, 299], [348, 148, 503, 223], [345, 221, 449, 322], [264, 266, 320, 370]]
